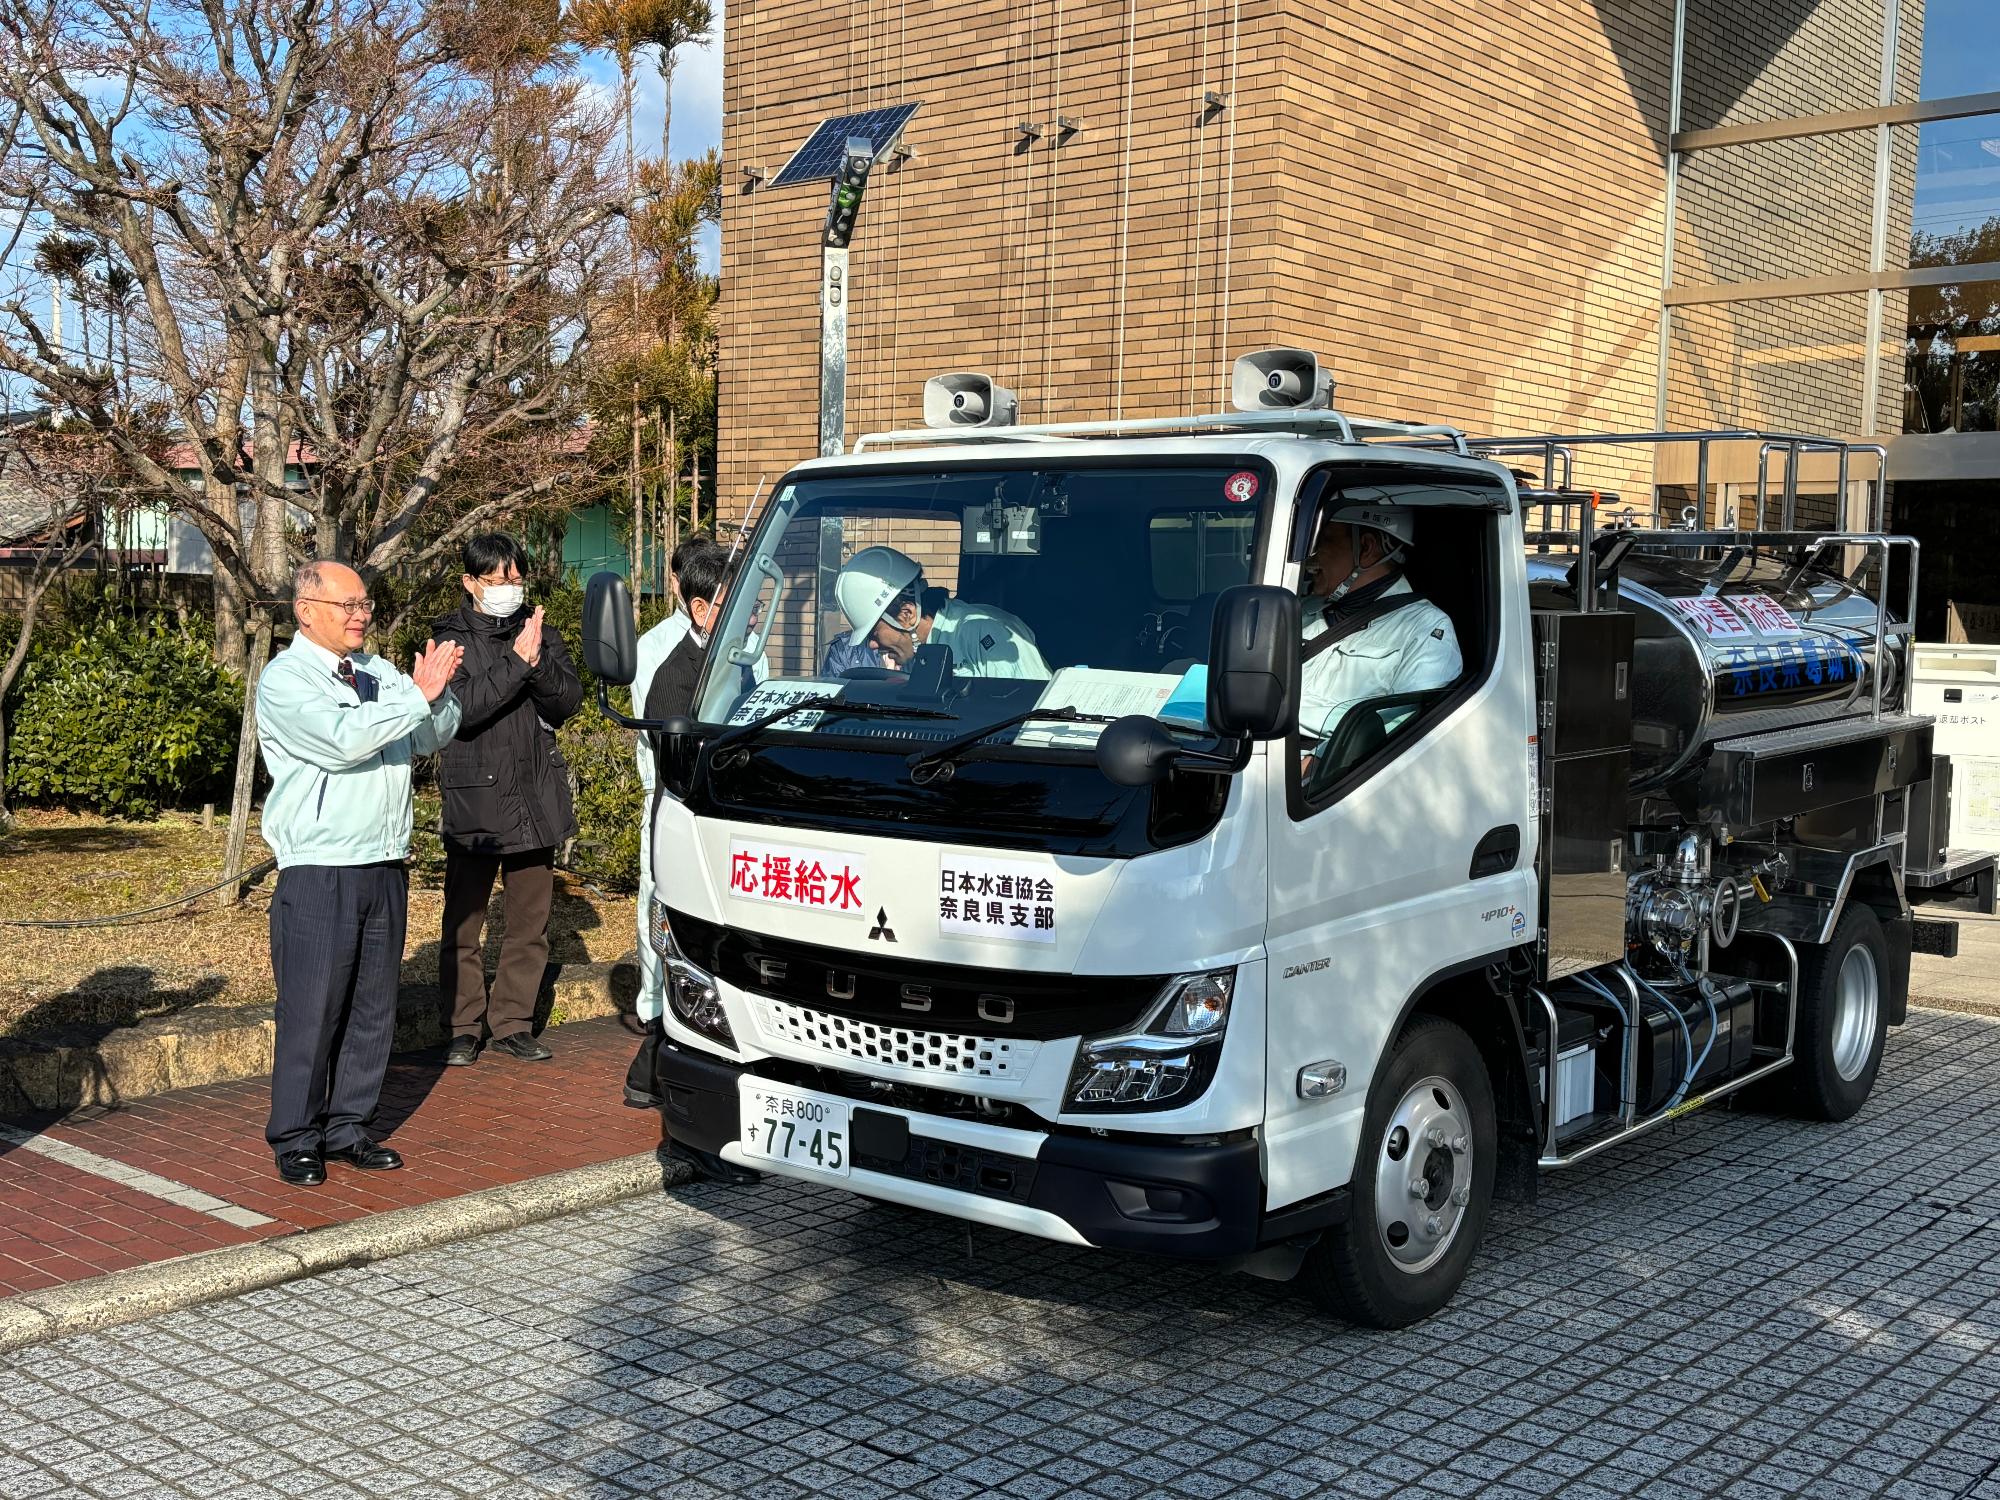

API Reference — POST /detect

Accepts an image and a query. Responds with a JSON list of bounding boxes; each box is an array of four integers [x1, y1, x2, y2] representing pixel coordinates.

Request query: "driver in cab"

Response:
[[833, 545, 1051, 680], [1297, 502, 1461, 775]]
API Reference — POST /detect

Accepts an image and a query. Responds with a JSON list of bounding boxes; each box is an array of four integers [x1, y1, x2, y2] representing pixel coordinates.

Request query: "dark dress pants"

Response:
[[441, 848, 557, 1043], [266, 862, 409, 1156]]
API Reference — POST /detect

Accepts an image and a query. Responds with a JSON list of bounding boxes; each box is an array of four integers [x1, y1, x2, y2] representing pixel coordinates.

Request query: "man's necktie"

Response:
[[334, 658, 379, 703]]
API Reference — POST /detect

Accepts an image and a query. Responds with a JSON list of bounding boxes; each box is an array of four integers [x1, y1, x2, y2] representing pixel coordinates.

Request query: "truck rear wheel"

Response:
[[1300, 1015, 1495, 1328], [1785, 902, 1889, 1122]]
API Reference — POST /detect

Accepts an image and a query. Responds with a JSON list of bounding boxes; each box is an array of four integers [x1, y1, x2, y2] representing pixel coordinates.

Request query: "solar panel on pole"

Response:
[[770, 104, 921, 188]]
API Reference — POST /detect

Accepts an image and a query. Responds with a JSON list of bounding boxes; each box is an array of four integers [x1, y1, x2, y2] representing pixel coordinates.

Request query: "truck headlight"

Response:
[[1064, 969, 1234, 1111], [655, 905, 734, 1050]]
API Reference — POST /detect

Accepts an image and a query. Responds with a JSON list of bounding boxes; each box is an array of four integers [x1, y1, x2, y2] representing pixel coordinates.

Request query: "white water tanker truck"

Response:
[[582, 348, 1983, 1326]]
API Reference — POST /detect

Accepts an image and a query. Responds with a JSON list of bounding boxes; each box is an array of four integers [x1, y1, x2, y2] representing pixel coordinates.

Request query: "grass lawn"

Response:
[[0, 808, 637, 1041]]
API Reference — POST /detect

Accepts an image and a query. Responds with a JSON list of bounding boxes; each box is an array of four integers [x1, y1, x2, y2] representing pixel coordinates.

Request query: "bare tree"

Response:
[[0, 0, 618, 885]]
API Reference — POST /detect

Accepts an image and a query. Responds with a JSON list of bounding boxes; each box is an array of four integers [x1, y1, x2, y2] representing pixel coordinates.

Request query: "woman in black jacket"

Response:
[[433, 534, 585, 1064]]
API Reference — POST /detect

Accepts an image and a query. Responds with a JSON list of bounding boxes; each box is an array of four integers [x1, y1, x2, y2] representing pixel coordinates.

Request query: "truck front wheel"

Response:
[[1785, 903, 1890, 1122], [1300, 1015, 1496, 1328]]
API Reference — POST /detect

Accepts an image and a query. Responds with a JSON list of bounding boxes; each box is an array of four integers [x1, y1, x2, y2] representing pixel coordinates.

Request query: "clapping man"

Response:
[[257, 561, 462, 1186], [433, 535, 585, 1065]]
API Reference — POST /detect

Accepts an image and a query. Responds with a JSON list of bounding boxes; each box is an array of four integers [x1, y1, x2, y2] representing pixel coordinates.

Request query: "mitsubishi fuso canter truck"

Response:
[[582, 347, 1982, 1327]]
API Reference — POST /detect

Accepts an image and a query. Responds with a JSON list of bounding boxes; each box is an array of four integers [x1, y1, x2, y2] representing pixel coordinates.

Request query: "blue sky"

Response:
[[577, 1, 725, 271], [1919, 0, 2000, 100]]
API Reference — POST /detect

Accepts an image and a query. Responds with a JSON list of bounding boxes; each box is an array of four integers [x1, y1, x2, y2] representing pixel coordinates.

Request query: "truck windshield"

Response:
[[693, 461, 1269, 760]]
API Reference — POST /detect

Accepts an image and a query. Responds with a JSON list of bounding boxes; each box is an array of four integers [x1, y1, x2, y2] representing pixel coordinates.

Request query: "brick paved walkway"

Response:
[[0, 1016, 662, 1295]]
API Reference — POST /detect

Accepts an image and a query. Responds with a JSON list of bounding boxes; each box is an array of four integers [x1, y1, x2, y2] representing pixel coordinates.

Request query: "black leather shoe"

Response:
[[668, 1139, 760, 1185], [491, 1032, 552, 1061], [276, 1151, 325, 1186], [325, 1138, 403, 1171], [444, 1037, 479, 1066]]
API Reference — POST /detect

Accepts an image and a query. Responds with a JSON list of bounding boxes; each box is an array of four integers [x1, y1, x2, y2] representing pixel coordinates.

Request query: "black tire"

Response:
[[1299, 1015, 1496, 1328], [1786, 902, 1890, 1122]]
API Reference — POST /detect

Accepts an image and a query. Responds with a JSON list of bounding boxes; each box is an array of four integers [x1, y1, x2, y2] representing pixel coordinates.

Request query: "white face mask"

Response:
[[479, 583, 526, 617]]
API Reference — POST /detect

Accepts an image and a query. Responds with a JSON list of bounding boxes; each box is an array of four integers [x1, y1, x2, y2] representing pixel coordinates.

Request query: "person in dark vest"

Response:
[[625, 539, 738, 1115], [257, 561, 463, 1185], [640, 539, 736, 728], [433, 534, 585, 1065]]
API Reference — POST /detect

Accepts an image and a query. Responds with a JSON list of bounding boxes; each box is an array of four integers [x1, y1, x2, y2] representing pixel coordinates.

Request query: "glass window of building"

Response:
[[1900, 0, 2000, 102], [1906, 114, 2000, 269]]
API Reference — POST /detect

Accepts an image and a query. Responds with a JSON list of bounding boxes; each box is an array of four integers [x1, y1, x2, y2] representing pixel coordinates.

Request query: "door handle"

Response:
[[1470, 825, 1520, 879]]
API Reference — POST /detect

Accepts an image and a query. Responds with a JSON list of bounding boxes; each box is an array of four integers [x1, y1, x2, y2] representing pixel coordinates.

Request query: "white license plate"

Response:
[[738, 1081, 851, 1178]]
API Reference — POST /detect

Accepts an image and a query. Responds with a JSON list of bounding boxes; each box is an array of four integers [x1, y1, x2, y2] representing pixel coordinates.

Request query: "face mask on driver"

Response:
[[479, 583, 526, 617]]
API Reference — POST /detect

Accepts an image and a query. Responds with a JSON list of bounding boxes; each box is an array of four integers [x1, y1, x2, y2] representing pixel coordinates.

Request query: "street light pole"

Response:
[[817, 138, 876, 458]]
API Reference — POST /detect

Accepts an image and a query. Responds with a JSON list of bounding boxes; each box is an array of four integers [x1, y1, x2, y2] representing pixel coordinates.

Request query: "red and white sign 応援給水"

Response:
[[726, 840, 867, 916]]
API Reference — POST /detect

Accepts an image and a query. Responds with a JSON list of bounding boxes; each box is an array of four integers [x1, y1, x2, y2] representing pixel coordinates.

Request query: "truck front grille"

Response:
[[752, 997, 1038, 1082]]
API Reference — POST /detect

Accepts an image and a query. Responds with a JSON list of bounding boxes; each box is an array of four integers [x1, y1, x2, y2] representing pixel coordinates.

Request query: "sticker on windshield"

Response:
[[1223, 471, 1260, 504], [726, 680, 839, 729], [939, 855, 1056, 944], [728, 839, 867, 916]]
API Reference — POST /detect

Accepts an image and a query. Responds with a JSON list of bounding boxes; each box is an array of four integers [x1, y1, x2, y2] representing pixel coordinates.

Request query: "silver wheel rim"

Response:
[[1373, 1074, 1472, 1276], [1831, 944, 1880, 1082]]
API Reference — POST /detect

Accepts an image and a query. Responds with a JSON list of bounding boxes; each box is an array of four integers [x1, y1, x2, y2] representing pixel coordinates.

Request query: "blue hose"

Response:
[[1627, 968, 1714, 1107], [1572, 972, 1628, 1027]]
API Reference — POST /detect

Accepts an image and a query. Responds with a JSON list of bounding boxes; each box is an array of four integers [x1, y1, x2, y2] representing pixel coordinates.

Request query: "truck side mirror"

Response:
[[1207, 585, 1299, 740], [582, 571, 638, 686], [1096, 716, 1184, 787]]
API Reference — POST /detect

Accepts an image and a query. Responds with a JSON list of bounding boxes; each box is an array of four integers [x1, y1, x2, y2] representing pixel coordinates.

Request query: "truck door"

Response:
[[1261, 475, 1537, 1214]]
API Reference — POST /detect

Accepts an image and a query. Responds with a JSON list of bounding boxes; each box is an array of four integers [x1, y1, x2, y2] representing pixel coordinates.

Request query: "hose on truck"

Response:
[[1625, 967, 1719, 1109], [1571, 968, 1713, 1112]]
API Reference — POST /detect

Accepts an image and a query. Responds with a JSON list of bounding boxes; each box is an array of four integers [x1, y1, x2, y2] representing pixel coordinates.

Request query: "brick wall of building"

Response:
[[1667, 0, 1917, 449], [719, 1, 1918, 522], [718, 0, 1680, 517], [1261, 0, 1673, 469], [1682, 0, 1890, 131]]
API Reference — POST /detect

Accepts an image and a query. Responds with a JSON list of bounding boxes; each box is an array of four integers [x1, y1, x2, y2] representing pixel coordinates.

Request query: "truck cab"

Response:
[[585, 351, 1968, 1326]]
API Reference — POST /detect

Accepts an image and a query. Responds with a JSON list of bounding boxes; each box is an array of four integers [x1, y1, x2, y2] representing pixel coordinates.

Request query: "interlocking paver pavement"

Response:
[[0, 1015, 662, 1292], [6, 1009, 2000, 1498]]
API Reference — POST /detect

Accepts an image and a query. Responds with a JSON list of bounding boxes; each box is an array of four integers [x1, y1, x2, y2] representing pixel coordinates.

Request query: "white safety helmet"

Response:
[[1324, 502, 1417, 551], [835, 544, 924, 648]]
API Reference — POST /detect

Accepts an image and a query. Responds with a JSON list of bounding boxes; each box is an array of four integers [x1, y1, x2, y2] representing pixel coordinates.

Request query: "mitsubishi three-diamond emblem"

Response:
[[868, 907, 897, 943]]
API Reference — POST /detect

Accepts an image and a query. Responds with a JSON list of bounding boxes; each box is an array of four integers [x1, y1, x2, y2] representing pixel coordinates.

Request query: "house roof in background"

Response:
[[0, 449, 75, 546]]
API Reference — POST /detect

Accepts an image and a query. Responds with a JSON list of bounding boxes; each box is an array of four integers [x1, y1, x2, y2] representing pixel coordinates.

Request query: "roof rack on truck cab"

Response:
[[852, 350, 1474, 454]]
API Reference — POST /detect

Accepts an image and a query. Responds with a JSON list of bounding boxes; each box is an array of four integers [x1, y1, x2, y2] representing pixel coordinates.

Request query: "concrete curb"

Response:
[[0, 1147, 692, 1355], [0, 959, 641, 1117]]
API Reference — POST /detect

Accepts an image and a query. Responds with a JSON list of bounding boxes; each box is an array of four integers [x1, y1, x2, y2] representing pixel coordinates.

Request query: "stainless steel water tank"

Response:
[[1528, 552, 1901, 790]]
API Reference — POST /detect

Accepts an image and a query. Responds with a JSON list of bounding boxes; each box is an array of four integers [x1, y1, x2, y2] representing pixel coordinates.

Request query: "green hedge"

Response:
[[559, 707, 644, 892], [6, 619, 242, 817]]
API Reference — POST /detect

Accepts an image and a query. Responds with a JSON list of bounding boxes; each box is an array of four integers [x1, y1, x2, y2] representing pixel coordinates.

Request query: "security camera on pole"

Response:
[[818, 138, 876, 457]]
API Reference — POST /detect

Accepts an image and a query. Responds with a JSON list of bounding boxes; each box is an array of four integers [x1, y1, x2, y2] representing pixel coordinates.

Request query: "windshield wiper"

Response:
[[907, 706, 1121, 777], [708, 694, 953, 760]]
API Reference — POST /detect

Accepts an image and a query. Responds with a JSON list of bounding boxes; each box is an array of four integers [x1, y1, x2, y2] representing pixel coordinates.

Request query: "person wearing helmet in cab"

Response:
[[1297, 502, 1461, 776], [832, 545, 1051, 680]]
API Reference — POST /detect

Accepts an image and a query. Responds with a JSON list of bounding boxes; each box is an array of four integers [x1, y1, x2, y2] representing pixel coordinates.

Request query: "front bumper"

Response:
[[653, 1038, 1338, 1260]]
